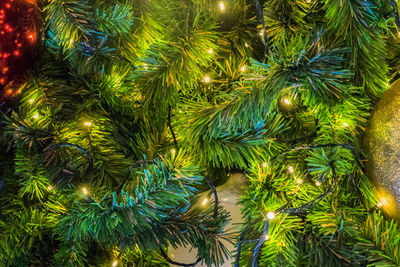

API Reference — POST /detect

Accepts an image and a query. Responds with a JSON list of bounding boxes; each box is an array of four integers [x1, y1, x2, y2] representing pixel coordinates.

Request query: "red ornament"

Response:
[[0, 0, 40, 98]]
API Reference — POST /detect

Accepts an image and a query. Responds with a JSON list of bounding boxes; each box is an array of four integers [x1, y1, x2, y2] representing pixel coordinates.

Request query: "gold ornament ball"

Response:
[[364, 79, 400, 220]]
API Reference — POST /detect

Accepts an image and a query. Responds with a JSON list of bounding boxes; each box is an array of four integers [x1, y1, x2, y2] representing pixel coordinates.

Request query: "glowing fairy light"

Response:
[[143, 63, 148, 70], [262, 162, 268, 168], [315, 181, 321, 186], [377, 202, 383, 208], [84, 121, 92, 127], [208, 48, 213, 54], [219, 2, 225, 11], [33, 113, 39, 119], [288, 166, 294, 174], [204, 76, 211, 83], [202, 198, 208, 205], [283, 98, 291, 105], [343, 122, 349, 127], [240, 65, 246, 72], [245, 42, 249, 48], [29, 99, 34, 103], [112, 260, 118, 267], [267, 212, 275, 220], [265, 234, 270, 241], [296, 179, 303, 184], [82, 187, 88, 195], [47, 185, 53, 191]]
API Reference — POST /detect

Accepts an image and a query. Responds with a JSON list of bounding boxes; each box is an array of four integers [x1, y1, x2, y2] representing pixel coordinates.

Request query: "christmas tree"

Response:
[[1, 0, 400, 266]]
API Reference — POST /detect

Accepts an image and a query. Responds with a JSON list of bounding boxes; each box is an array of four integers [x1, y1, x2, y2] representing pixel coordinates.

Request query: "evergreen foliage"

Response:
[[1, 0, 400, 266]]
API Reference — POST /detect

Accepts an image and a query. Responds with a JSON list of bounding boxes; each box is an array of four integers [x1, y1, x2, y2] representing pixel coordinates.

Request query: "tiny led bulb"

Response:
[[33, 114, 39, 119], [259, 30, 264, 36], [143, 63, 148, 70], [82, 187, 88, 195], [267, 212, 275, 220], [315, 181, 321, 186], [84, 121, 92, 127], [112, 260, 118, 267], [204, 76, 211, 83], [171, 149, 176, 154], [296, 179, 303, 184], [343, 122, 349, 127], [208, 48, 213, 54], [288, 166, 294, 174], [29, 99, 34, 103], [47, 185, 53, 191], [244, 42, 249, 48], [202, 198, 208, 205], [240, 65, 246, 72], [377, 202, 383, 208], [262, 162, 268, 168], [265, 234, 270, 241], [283, 98, 291, 105], [219, 2, 225, 11]]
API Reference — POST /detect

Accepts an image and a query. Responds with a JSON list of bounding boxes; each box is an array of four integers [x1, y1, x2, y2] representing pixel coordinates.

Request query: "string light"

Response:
[[296, 179, 303, 184], [288, 166, 294, 174], [112, 260, 118, 267], [244, 42, 249, 48], [82, 187, 88, 195], [377, 202, 383, 208], [283, 98, 291, 105], [208, 48, 213, 54], [33, 113, 39, 119], [143, 63, 148, 70], [264, 234, 270, 241], [202, 198, 208, 205], [84, 121, 92, 127], [343, 122, 349, 127], [219, 2, 225, 11], [47, 185, 53, 191], [240, 65, 246, 72], [204, 76, 211, 83], [259, 30, 264, 36], [171, 149, 176, 154], [28, 99, 34, 103], [315, 181, 321, 186], [380, 197, 388, 206], [266, 212, 275, 220]]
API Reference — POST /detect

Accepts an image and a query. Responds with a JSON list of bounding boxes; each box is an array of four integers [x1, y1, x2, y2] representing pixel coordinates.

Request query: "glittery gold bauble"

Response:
[[364, 79, 400, 220]]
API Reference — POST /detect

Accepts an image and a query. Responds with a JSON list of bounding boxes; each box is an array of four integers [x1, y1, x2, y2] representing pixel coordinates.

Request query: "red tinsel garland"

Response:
[[0, 0, 40, 97]]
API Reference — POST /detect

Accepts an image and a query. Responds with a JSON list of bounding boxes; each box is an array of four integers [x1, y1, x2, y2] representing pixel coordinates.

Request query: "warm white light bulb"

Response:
[[315, 181, 321, 186], [202, 198, 208, 205], [143, 63, 148, 70], [171, 149, 176, 154], [29, 99, 34, 103], [288, 166, 294, 174], [245, 42, 249, 48], [265, 234, 270, 241], [33, 114, 39, 119], [219, 2, 225, 11], [47, 185, 53, 191], [284, 98, 291, 105], [240, 65, 246, 72], [204, 76, 211, 83], [296, 179, 303, 184], [259, 30, 264, 36], [343, 122, 348, 127], [377, 202, 383, 208], [267, 212, 275, 220], [208, 48, 213, 54], [112, 260, 118, 267], [84, 121, 92, 127], [82, 187, 88, 195], [262, 162, 268, 168]]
